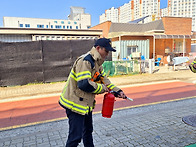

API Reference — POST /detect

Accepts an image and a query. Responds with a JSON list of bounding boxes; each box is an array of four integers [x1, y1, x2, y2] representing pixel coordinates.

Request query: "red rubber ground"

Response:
[[0, 81, 196, 129]]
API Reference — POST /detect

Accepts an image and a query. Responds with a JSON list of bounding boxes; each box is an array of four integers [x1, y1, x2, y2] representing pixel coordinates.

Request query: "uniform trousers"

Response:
[[65, 108, 94, 147]]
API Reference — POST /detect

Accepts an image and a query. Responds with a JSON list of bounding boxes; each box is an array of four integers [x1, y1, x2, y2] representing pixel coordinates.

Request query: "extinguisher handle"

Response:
[[110, 91, 133, 101], [109, 91, 120, 97]]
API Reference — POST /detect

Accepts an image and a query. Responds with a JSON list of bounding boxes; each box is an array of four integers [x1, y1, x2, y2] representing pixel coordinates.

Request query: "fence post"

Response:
[[149, 59, 154, 74], [40, 40, 45, 83]]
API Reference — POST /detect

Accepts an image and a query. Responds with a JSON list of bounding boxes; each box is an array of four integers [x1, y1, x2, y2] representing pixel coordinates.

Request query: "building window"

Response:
[[68, 21, 71, 24], [51, 25, 53, 28], [74, 21, 77, 24], [20, 24, 23, 27], [25, 24, 30, 27], [54, 21, 58, 23], [37, 25, 44, 28], [127, 46, 138, 57], [55, 25, 62, 29], [173, 39, 184, 53], [46, 36, 50, 40], [61, 21, 64, 24], [41, 36, 45, 40], [67, 26, 69, 29], [36, 36, 39, 41], [76, 26, 78, 29], [63, 26, 65, 29], [70, 26, 72, 29], [46, 25, 49, 28]]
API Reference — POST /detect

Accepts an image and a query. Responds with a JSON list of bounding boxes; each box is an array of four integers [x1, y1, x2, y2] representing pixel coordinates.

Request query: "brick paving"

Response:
[[0, 98, 195, 147]]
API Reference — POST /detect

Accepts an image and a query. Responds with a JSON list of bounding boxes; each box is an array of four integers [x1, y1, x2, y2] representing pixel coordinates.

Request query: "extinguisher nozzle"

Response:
[[126, 97, 133, 101]]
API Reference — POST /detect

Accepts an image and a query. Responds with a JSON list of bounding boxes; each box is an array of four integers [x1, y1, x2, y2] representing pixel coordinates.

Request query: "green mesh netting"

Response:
[[103, 60, 140, 76]]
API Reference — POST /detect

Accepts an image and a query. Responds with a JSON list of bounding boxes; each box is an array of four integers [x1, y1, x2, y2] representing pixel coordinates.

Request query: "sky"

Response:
[[0, 0, 168, 27]]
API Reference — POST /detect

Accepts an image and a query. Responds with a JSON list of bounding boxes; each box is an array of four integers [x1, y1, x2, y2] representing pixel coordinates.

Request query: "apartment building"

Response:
[[161, 7, 168, 17], [99, 14, 106, 24], [139, 0, 161, 23], [100, 7, 119, 23], [168, 0, 196, 31], [3, 7, 91, 30], [119, 1, 132, 23], [68, 6, 91, 29], [99, 0, 160, 24]]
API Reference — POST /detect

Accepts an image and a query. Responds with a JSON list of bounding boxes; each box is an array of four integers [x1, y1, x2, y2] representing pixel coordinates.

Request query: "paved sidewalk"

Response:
[[0, 97, 195, 147]]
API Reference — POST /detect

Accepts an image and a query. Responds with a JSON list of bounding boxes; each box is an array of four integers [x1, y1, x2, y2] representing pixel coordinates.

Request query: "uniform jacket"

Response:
[[59, 47, 121, 115], [189, 61, 196, 73]]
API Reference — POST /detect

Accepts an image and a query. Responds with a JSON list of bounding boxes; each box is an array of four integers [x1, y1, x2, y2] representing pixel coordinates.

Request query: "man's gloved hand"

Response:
[[112, 90, 133, 101], [111, 90, 133, 101], [112, 90, 126, 99], [118, 91, 126, 99]]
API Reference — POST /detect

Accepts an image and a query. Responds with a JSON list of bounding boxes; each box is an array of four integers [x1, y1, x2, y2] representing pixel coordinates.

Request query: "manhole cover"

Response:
[[182, 114, 196, 127]]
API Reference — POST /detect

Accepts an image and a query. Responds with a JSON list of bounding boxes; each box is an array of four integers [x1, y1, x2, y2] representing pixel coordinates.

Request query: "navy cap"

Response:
[[94, 38, 116, 52]]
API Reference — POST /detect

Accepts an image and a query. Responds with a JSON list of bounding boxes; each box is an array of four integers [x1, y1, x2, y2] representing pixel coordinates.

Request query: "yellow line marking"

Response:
[[0, 117, 67, 131], [1, 96, 196, 131]]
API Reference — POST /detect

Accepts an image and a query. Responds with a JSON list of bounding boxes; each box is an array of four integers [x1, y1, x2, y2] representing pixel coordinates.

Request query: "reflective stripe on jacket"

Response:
[[189, 61, 196, 73], [59, 47, 121, 115]]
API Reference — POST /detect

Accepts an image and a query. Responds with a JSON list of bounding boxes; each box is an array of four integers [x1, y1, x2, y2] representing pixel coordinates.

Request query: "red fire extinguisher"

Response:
[[102, 92, 116, 118], [102, 91, 133, 118]]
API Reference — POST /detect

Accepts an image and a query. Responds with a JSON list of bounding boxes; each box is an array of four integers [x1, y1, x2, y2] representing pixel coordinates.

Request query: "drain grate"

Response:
[[182, 114, 196, 127]]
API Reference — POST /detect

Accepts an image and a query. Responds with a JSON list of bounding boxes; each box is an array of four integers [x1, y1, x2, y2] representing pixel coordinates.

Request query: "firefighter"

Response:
[[189, 60, 196, 73], [59, 38, 126, 147]]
